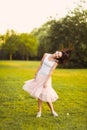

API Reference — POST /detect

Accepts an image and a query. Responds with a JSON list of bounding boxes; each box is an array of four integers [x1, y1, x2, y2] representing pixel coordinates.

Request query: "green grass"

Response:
[[0, 61, 87, 130]]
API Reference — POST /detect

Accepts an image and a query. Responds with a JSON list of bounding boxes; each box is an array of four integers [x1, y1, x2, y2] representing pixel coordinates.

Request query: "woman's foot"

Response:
[[52, 111, 58, 117], [36, 111, 41, 118]]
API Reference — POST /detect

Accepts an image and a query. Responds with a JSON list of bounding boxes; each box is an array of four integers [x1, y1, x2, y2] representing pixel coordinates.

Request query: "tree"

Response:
[[2, 34, 19, 60], [32, 20, 56, 58], [18, 33, 38, 60], [35, 2, 87, 68]]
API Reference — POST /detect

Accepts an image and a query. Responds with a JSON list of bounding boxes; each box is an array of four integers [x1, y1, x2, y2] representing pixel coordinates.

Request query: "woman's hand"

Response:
[[34, 73, 37, 79], [43, 82, 48, 88]]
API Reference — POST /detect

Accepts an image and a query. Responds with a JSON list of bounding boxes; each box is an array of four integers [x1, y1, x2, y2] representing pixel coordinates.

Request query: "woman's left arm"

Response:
[[43, 62, 58, 88]]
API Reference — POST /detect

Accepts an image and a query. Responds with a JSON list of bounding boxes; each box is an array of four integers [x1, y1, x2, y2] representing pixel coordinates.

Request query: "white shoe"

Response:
[[52, 111, 58, 117], [36, 112, 41, 118]]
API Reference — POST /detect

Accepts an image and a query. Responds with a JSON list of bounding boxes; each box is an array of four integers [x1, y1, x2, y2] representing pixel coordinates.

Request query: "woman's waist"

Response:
[[38, 69, 50, 75]]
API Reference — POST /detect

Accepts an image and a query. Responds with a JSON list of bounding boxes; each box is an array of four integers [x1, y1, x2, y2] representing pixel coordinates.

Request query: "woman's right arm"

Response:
[[34, 53, 47, 77]]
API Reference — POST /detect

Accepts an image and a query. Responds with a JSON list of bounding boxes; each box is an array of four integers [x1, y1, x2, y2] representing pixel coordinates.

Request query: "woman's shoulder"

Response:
[[42, 53, 51, 59], [44, 53, 50, 56]]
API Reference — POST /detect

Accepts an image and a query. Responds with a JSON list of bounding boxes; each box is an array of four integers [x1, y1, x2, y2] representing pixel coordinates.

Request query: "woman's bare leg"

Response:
[[36, 99, 42, 117], [47, 102, 58, 116], [38, 98, 42, 112], [47, 102, 54, 112]]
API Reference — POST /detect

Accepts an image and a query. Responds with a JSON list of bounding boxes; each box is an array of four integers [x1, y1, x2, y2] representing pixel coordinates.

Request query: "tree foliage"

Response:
[[2, 34, 19, 60], [0, 31, 38, 60], [18, 33, 38, 60]]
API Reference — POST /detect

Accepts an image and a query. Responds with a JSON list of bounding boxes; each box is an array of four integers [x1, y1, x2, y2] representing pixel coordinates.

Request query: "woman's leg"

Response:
[[47, 102, 54, 112], [38, 98, 42, 112], [36, 98, 42, 117], [47, 102, 58, 116]]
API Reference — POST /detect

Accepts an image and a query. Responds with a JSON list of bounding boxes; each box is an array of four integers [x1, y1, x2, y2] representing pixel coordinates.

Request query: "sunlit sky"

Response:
[[0, 0, 82, 34]]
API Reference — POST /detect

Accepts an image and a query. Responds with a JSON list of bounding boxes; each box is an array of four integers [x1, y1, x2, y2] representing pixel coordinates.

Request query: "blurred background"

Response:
[[0, 0, 87, 68]]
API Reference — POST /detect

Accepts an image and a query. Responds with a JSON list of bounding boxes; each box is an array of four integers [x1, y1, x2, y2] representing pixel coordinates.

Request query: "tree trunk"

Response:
[[22, 55, 25, 60], [10, 53, 12, 60], [26, 53, 29, 60], [26, 56, 29, 60]]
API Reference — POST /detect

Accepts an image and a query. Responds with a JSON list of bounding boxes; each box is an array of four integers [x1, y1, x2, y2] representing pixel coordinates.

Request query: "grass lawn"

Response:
[[0, 61, 87, 130]]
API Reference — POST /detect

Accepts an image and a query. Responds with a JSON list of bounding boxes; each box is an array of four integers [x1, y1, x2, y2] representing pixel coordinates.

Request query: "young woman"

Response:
[[23, 48, 72, 117]]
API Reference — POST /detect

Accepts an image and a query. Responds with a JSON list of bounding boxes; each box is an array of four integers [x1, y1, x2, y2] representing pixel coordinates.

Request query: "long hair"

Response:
[[56, 48, 73, 64]]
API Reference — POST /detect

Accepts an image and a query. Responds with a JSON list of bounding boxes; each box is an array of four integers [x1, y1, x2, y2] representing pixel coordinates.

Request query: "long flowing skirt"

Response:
[[23, 74, 58, 102]]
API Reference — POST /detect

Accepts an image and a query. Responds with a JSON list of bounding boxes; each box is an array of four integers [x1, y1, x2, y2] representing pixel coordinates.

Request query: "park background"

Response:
[[0, 0, 87, 130]]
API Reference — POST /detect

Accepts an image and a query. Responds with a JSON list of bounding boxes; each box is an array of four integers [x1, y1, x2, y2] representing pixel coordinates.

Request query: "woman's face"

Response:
[[54, 51, 62, 58]]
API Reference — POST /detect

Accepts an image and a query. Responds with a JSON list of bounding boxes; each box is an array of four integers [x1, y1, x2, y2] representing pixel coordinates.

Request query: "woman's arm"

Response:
[[35, 53, 47, 77], [43, 62, 58, 88]]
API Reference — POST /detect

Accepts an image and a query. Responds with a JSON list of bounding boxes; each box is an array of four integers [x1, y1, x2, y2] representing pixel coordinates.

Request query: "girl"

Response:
[[23, 48, 72, 117]]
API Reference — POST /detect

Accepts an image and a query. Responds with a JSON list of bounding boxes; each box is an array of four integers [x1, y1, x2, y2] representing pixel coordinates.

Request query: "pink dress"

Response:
[[23, 54, 59, 102]]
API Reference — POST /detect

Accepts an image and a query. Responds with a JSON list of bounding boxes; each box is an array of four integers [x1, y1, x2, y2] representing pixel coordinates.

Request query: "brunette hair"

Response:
[[56, 48, 73, 64]]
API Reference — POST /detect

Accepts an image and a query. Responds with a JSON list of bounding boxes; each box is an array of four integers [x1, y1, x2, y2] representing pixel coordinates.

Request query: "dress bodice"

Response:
[[38, 54, 55, 75]]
